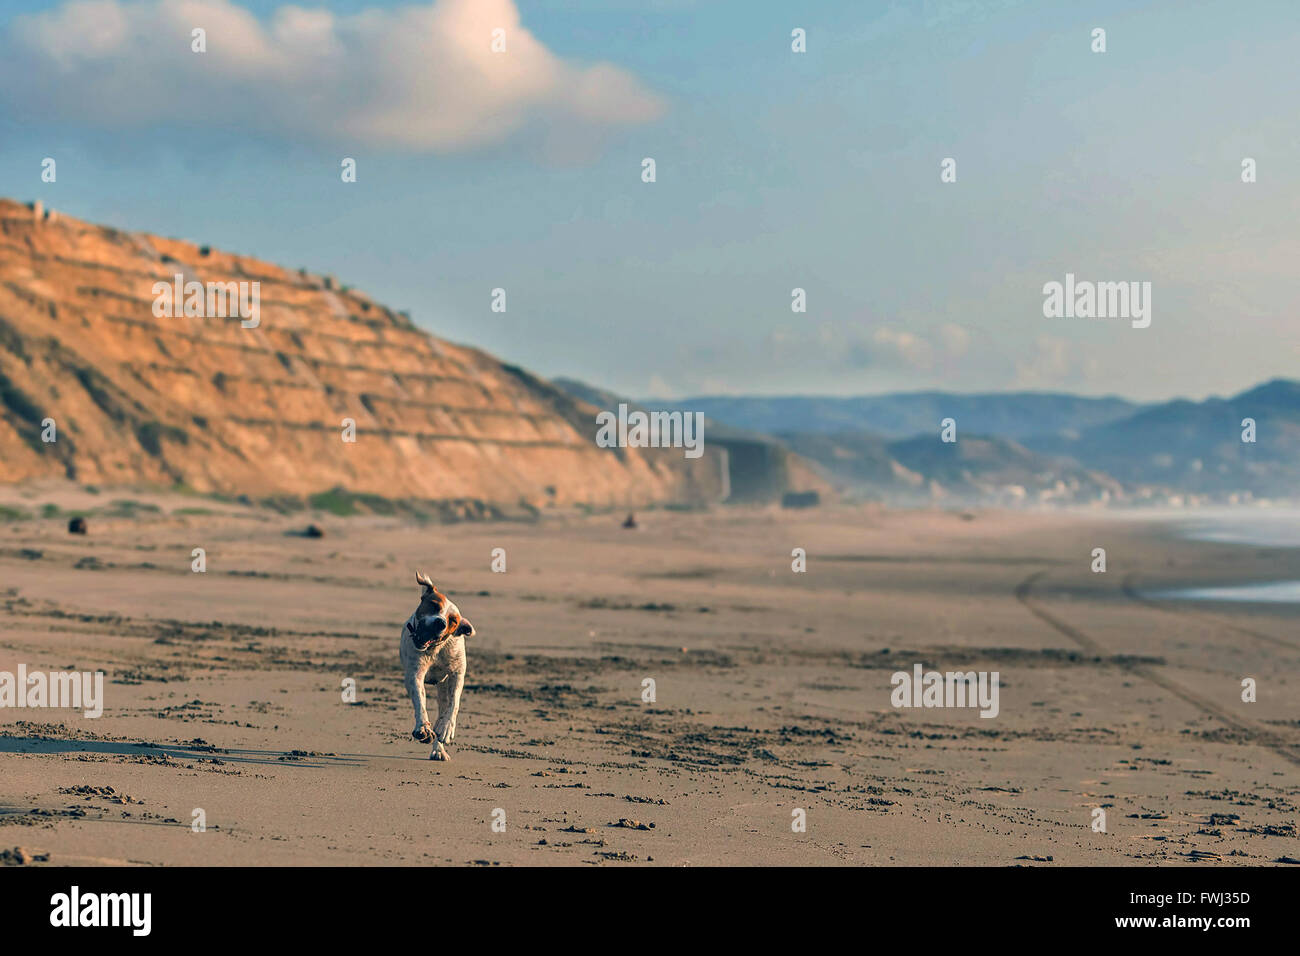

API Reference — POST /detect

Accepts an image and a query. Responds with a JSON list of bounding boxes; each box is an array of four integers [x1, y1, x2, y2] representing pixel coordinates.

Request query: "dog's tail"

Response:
[[415, 570, 435, 590]]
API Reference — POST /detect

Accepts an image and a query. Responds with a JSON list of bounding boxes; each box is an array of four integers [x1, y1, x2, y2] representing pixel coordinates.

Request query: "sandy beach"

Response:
[[1, 490, 1297, 866]]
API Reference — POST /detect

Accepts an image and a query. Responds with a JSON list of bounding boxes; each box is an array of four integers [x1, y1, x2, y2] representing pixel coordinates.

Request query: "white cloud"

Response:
[[936, 322, 970, 357], [645, 373, 678, 400], [0, 0, 666, 152], [869, 327, 934, 371], [1014, 335, 1102, 390]]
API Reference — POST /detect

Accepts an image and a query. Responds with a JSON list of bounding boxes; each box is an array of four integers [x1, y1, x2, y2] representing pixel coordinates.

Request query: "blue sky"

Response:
[[2, 0, 1297, 401]]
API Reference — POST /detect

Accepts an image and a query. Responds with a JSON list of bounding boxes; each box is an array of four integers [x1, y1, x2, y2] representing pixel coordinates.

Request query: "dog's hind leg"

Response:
[[444, 670, 465, 745]]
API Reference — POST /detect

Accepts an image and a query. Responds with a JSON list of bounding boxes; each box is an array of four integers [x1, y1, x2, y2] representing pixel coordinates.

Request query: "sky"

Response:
[[1, 0, 1297, 402]]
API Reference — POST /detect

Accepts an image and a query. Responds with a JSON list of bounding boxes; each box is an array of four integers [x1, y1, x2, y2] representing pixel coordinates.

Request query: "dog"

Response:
[[401, 571, 475, 760]]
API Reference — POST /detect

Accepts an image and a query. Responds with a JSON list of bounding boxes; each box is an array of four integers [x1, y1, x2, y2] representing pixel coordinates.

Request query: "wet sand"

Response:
[[1, 490, 1297, 866]]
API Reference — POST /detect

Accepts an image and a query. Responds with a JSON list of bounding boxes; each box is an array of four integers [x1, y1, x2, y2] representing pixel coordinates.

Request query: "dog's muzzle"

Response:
[[410, 618, 446, 649]]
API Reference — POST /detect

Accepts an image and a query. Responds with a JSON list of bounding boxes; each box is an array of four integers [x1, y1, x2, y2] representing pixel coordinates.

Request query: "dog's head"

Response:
[[410, 571, 475, 649]]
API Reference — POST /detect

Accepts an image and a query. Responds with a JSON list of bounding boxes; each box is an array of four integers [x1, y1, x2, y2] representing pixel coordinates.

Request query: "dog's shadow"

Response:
[[0, 735, 363, 768]]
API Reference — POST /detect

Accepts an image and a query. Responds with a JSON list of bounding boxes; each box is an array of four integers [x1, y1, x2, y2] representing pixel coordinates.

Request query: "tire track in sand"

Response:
[[1015, 570, 1300, 768]]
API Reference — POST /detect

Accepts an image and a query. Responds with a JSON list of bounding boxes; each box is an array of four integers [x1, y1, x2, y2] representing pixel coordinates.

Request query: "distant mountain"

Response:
[[1026, 378, 1300, 497], [618, 379, 1300, 506], [886, 433, 1122, 504], [554, 378, 773, 444], [773, 428, 1120, 505], [650, 392, 1143, 441], [772, 430, 913, 490], [551, 377, 831, 503]]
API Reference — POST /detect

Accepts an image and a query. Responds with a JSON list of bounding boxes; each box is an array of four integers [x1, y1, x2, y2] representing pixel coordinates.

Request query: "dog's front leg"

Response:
[[406, 661, 432, 743], [430, 675, 455, 760]]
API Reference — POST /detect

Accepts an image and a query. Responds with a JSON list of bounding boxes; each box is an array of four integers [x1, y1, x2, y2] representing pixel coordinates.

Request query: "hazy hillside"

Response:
[[772, 430, 914, 490], [650, 392, 1143, 440], [618, 379, 1300, 506], [773, 428, 1121, 505], [552, 377, 831, 503], [1026, 378, 1300, 497], [887, 433, 1122, 504]]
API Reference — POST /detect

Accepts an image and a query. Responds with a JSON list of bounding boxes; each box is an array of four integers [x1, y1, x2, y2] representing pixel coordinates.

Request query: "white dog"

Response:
[[401, 571, 475, 760]]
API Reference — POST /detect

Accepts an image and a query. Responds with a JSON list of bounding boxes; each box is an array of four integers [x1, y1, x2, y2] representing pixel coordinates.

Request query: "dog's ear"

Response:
[[415, 570, 435, 591], [454, 618, 475, 638]]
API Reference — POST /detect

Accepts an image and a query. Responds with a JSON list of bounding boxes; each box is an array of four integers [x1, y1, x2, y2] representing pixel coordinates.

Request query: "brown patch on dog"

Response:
[[411, 571, 474, 639], [414, 571, 447, 614]]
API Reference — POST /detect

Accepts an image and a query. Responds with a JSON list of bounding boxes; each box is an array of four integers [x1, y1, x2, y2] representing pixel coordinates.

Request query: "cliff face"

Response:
[[0, 199, 725, 509]]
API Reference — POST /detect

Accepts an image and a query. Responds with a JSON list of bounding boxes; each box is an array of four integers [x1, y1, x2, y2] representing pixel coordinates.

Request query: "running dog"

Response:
[[401, 572, 475, 760]]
